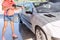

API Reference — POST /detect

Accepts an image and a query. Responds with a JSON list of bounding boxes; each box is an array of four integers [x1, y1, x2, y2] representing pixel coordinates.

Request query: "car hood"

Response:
[[39, 12, 60, 27], [39, 12, 60, 38]]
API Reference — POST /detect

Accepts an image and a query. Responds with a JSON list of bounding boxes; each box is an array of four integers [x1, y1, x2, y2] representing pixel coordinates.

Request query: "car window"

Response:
[[33, 2, 60, 13], [16, 2, 34, 12], [24, 2, 34, 12], [49, 0, 60, 3]]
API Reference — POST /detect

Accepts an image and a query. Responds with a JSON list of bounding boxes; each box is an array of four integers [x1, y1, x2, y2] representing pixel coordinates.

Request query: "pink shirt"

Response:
[[2, 1, 15, 15]]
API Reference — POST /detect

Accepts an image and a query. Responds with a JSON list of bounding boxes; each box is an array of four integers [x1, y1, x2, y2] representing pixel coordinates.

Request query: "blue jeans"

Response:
[[4, 15, 14, 21]]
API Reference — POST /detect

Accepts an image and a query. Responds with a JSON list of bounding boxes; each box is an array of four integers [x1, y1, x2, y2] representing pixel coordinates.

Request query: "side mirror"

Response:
[[25, 8, 33, 14], [26, 11, 32, 14]]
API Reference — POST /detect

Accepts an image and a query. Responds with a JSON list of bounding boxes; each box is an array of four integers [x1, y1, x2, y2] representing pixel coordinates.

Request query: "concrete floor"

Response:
[[0, 15, 60, 40], [19, 23, 35, 40], [0, 15, 35, 40], [0, 15, 23, 40]]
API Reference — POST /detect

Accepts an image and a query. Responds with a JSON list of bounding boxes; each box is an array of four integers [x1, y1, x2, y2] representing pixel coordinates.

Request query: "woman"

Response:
[[2, 0, 17, 40]]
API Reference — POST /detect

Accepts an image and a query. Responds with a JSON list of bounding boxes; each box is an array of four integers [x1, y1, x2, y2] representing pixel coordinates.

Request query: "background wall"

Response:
[[0, 0, 3, 14]]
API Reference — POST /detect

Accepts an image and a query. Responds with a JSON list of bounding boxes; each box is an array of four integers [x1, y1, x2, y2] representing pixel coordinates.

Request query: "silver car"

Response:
[[20, 2, 60, 40]]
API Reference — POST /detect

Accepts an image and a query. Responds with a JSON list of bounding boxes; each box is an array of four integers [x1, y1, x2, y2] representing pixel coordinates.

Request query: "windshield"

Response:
[[49, 0, 60, 3], [33, 2, 60, 13]]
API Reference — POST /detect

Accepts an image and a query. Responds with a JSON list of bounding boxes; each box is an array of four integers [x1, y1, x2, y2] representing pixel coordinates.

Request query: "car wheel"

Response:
[[35, 27, 47, 40]]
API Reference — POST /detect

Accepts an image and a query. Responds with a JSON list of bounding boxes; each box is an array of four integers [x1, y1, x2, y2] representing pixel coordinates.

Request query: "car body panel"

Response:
[[31, 13, 60, 38], [20, 2, 60, 39]]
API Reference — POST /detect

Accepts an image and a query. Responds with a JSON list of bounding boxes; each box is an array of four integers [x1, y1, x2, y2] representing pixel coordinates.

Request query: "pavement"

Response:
[[0, 15, 23, 40], [0, 15, 35, 40], [0, 15, 59, 40], [19, 23, 35, 40]]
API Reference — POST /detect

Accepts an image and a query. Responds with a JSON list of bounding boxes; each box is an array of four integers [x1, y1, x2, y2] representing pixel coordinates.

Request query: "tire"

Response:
[[35, 27, 48, 40]]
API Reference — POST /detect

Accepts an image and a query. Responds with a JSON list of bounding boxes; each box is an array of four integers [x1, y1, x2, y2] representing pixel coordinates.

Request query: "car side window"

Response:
[[24, 2, 34, 13]]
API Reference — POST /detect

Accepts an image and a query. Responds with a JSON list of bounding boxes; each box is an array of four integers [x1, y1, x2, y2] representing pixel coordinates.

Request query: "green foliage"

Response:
[[14, 0, 47, 2], [14, 0, 18, 1]]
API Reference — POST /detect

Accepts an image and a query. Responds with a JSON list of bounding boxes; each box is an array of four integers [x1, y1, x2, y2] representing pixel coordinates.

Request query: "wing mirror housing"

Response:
[[25, 7, 33, 14], [26, 11, 33, 14]]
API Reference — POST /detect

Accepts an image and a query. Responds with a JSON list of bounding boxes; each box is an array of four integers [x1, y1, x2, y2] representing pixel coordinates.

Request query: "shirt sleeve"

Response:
[[2, 2, 6, 6]]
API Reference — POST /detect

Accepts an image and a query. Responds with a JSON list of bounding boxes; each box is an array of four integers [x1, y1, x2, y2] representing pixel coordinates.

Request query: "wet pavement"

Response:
[[0, 15, 35, 40], [19, 23, 35, 40], [0, 15, 23, 40], [0, 15, 59, 40]]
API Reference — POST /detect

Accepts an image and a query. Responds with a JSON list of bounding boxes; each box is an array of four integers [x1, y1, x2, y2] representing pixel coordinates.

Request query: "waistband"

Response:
[[4, 15, 14, 17]]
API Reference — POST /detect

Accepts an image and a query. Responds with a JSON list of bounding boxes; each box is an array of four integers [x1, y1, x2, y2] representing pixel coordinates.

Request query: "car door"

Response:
[[21, 2, 34, 29]]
